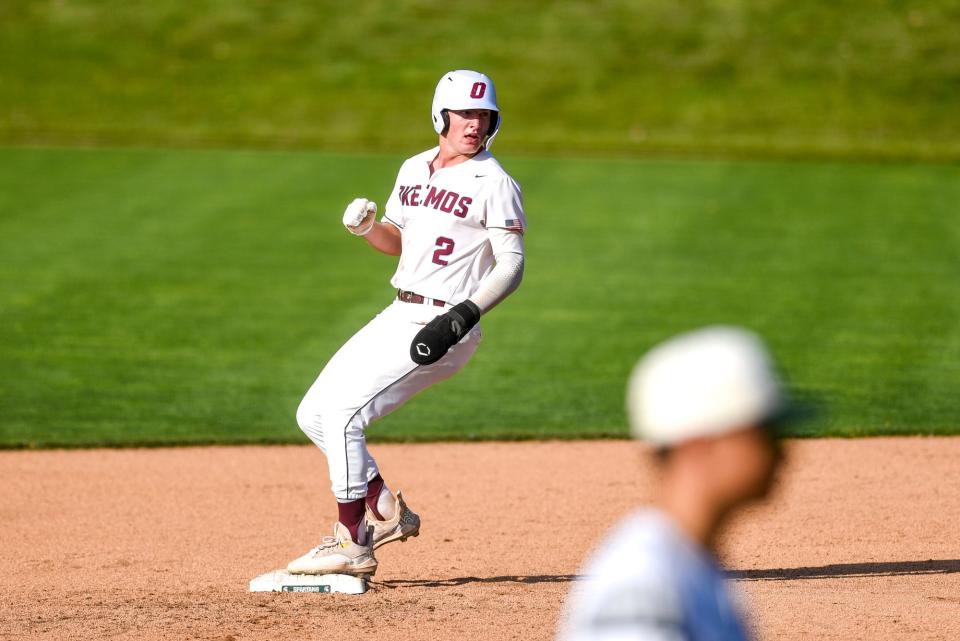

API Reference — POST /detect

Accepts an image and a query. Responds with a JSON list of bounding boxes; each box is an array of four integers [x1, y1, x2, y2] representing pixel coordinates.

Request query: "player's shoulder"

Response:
[[409, 146, 439, 163], [559, 510, 685, 641], [469, 150, 511, 177], [589, 510, 679, 576], [469, 151, 522, 192], [398, 147, 440, 172]]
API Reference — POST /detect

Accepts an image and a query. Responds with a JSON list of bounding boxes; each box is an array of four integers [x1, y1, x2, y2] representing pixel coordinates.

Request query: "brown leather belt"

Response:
[[397, 289, 446, 307]]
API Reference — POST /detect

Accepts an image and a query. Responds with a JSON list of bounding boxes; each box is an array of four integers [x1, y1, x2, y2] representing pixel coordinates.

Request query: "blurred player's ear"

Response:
[[653, 446, 673, 464]]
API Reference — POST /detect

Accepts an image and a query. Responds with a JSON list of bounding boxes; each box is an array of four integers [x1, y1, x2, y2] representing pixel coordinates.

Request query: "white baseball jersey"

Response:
[[557, 509, 752, 641], [383, 146, 526, 304], [296, 146, 525, 502]]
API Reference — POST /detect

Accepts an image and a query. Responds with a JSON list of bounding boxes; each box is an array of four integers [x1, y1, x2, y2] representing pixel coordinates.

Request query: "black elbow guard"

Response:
[[410, 300, 481, 365]]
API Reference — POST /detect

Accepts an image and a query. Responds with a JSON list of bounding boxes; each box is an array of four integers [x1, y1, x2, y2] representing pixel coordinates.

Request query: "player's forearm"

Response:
[[468, 228, 525, 313], [363, 222, 402, 256], [409, 249, 523, 366], [469, 252, 524, 313]]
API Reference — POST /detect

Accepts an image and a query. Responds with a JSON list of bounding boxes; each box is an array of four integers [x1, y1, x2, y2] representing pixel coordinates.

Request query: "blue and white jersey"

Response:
[[557, 509, 752, 641]]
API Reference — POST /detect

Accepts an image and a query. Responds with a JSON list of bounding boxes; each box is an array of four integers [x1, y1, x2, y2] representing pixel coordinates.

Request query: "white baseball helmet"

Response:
[[431, 69, 502, 149], [627, 326, 785, 447]]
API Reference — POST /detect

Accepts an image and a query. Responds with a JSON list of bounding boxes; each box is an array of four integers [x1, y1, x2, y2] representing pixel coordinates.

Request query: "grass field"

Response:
[[2, 0, 960, 160], [1, 146, 957, 447]]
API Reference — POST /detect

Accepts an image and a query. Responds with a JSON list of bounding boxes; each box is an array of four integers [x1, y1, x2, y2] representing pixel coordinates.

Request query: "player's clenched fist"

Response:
[[342, 198, 377, 236], [410, 301, 481, 365]]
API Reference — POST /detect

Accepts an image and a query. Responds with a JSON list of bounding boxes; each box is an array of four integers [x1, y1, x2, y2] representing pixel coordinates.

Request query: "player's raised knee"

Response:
[[295, 397, 321, 435]]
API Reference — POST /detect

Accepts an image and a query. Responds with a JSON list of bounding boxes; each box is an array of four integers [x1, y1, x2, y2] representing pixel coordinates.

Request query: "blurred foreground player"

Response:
[[558, 326, 792, 641]]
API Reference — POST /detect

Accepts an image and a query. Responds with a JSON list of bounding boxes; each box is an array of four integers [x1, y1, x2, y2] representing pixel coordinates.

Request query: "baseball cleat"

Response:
[[287, 522, 378, 577], [367, 490, 421, 550]]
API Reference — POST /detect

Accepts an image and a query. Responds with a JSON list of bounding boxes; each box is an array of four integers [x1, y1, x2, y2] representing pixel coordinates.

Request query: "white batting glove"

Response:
[[342, 198, 377, 236]]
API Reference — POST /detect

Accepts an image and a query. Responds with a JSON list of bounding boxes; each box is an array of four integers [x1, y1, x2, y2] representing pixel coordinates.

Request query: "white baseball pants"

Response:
[[296, 299, 481, 501]]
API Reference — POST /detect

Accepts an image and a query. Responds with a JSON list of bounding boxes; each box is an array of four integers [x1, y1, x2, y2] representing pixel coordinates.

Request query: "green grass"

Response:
[[2, 0, 960, 160], [1, 146, 958, 447]]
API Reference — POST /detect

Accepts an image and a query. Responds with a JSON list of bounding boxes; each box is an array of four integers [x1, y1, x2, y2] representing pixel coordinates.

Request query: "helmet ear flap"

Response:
[[440, 109, 450, 136]]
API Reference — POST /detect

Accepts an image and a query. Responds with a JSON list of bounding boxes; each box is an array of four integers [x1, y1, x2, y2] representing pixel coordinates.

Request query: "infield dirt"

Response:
[[2, 438, 958, 640]]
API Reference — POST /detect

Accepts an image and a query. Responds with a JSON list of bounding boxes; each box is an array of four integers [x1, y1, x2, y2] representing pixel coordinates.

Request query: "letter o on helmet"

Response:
[[431, 70, 502, 149]]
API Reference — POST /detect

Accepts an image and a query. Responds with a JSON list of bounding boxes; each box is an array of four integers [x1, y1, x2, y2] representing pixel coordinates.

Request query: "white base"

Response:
[[249, 570, 368, 594]]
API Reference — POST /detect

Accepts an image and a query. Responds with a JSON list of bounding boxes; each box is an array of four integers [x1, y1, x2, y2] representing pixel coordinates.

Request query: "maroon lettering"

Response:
[[454, 196, 472, 218], [439, 191, 459, 213], [424, 187, 447, 209], [402, 184, 473, 219], [470, 82, 486, 99], [432, 237, 455, 266]]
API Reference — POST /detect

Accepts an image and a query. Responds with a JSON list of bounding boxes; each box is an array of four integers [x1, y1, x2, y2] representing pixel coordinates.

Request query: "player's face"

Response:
[[445, 109, 491, 155], [711, 426, 783, 504]]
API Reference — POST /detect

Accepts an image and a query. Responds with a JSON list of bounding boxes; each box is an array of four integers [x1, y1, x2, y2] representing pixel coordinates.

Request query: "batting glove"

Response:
[[410, 301, 481, 365], [343, 198, 377, 236]]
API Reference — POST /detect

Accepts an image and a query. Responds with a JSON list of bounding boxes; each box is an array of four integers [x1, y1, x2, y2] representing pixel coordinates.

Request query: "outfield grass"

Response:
[[1, 147, 957, 447], [2, 1, 959, 160]]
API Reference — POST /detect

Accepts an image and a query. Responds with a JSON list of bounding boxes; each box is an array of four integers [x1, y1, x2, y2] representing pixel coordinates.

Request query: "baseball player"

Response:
[[287, 70, 526, 577], [557, 326, 791, 641]]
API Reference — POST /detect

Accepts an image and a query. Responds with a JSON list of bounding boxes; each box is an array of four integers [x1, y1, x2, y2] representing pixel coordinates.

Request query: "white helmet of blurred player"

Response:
[[627, 326, 785, 447], [431, 69, 502, 149]]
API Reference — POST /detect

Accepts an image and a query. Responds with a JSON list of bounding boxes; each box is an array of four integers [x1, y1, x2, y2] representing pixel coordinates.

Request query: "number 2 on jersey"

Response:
[[432, 237, 455, 266]]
